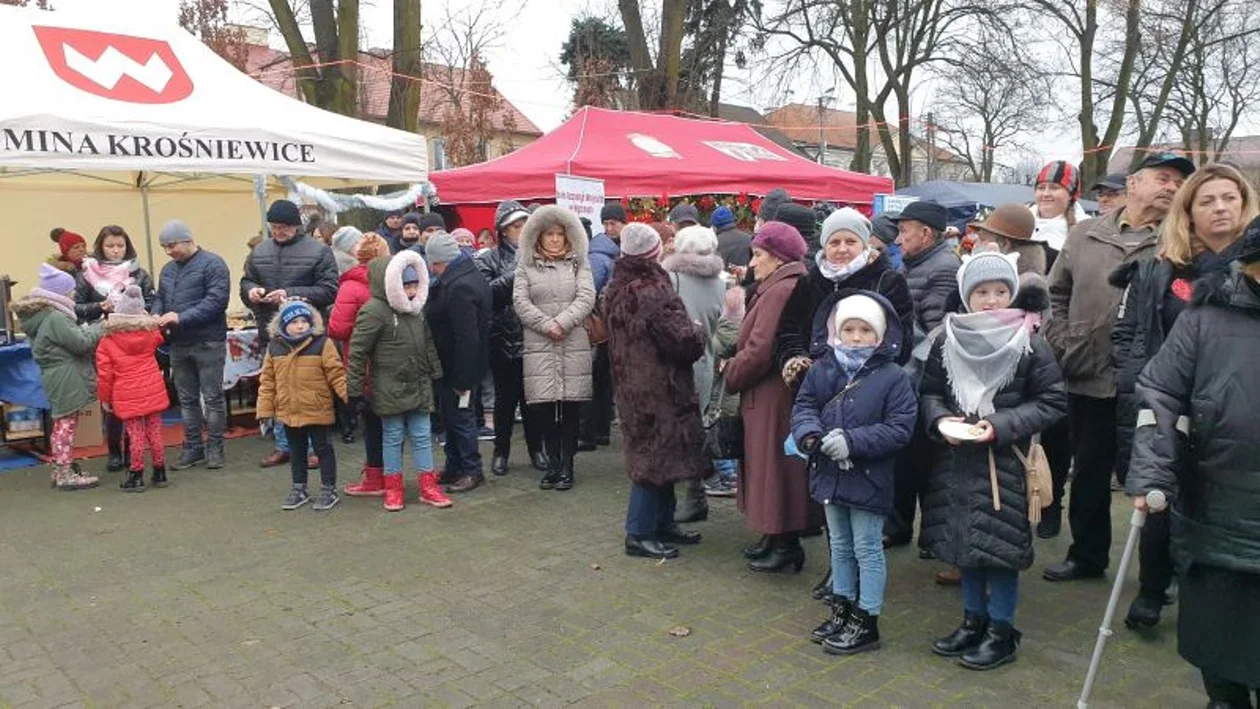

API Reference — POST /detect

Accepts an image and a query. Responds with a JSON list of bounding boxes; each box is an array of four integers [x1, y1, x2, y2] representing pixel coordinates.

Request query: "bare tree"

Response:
[[387, 0, 422, 132], [179, 0, 250, 71], [931, 29, 1045, 182], [754, 0, 999, 186], [265, 0, 359, 116], [619, 0, 688, 109]]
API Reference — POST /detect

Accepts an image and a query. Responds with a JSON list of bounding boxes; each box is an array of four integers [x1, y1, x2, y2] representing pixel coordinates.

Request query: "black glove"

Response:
[[349, 395, 368, 414]]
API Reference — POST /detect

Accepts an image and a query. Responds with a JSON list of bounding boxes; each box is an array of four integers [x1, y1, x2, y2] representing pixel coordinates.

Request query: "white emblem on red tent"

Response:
[[702, 141, 788, 163], [628, 133, 681, 159], [32, 26, 194, 104]]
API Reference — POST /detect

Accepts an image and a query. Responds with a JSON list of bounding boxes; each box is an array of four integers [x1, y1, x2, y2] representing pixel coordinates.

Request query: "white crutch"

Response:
[[1077, 490, 1168, 709]]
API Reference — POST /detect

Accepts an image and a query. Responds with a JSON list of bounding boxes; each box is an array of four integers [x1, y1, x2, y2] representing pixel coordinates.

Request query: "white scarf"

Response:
[[941, 308, 1037, 417], [815, 248, 874, 284], [1029, 203, 1087, 252]]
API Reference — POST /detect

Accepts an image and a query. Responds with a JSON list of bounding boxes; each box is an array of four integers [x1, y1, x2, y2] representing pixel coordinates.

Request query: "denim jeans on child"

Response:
[[713, 459, 738, 482], [382, 410, 435, 474], [274, 421, 289, 453], [960, 567, 1019, 624], [825, 503, 887, 615]]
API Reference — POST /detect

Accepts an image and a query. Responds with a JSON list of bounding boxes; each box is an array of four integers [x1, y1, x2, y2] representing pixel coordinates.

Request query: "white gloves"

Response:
[[820, 429, 852, 470]]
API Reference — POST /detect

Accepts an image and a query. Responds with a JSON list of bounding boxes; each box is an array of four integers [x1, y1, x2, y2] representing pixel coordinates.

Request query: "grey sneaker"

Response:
[[705, 478, 737, 497], [313, 486, 340, 511], [281, 486, 310, 510], [205, 447, 224, 470], [170, 449, 206, 471]]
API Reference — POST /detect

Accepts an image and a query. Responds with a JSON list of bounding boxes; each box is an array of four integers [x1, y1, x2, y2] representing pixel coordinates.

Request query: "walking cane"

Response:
[[1076, 490, 1167, 709]]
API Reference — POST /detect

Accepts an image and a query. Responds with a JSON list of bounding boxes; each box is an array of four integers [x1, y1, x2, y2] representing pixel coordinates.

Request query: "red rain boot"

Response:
[[382, 473, 405, 512], [417, 471, 453, 508], [344, 465, 386, 497]]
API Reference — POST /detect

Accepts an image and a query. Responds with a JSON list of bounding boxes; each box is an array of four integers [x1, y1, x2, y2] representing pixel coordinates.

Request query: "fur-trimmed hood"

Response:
[[266, 304, 327, 338], [520, 205, 589, 265], [102, 313, 161, 334], [661, 251, 725, 279], [1191, 263, 1260, 311], [381, 249, 428, 315]]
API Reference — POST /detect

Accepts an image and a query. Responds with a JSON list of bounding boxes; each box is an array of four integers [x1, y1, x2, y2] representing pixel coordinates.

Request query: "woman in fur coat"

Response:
[[662, 224, 727, 523], [605, 223, 708, 560]]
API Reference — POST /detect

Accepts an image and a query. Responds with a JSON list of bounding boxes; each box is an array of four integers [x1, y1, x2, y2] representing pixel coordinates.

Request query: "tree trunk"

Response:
[[658, 0, 686, 108], [269, 0, 323, 107], [387, 0, 423, 132], [1087, 0, 1141, 185], [618, 0, 661, 108], [849, 10, 873, 173], [1127, 0, 1208, 172], [894, 85, 914, 187], [708, 19, 730, 117]]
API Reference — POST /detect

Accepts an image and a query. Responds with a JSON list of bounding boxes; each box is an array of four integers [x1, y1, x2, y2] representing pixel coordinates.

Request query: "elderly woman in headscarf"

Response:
[[513, 205, 596, 491], [605, 223, 709, 559], [725, 221, 824, 572]]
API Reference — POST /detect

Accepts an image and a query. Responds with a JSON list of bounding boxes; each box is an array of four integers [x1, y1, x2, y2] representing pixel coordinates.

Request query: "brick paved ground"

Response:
[[0, 434, 1202, 708]]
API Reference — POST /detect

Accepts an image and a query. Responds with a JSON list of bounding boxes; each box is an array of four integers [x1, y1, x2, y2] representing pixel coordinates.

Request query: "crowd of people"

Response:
[[12, 153, 1260, 702]]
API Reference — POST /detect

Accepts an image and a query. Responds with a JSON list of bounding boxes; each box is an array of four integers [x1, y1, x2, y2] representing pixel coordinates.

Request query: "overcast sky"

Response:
[[52, 0, 1090, 165]]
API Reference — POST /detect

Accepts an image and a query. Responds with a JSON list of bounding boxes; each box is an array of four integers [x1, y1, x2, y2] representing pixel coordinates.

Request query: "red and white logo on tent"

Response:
[[33, 26, 194, 104]]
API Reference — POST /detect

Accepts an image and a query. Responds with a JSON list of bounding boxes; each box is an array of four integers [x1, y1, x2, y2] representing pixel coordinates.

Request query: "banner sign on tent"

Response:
[[873, 194, 919, 215], [555, 174, 606, 223]]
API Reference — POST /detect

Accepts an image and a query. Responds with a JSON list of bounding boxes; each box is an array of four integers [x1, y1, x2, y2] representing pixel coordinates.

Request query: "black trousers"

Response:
[[1042, 416, 1072, 519], [528, 401, 582, 466], [1066, 394, 1118, 571], [489, 354, 541, 457], [1138, 510, 1174, 597], [362, 409, 383, 469], [288, 425, 336, 488], [579, 344, 614, 443], [889, 424, 932, 544], [437, 379, 483, 477], [105, 412, 128, 458]]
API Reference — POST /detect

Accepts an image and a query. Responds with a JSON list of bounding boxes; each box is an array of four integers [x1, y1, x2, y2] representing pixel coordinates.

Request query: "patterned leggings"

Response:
[[50, 413, 79, 475], [124, 413, 166, 470]]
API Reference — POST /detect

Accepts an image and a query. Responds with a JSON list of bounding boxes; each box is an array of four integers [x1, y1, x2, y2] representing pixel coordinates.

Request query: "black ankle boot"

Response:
[[120, 470, 146, 493], [748, 536, 805, 573], [811, 569, 833, 600], [743, 534, 771, 560], [958, 621, 1021, 670], [932, 612, 989, 657], [810, 596, 852, 643], [823, 607, 880, 655], [674, 479, 709, 522], [555, 438, 574, 491], [539, 440, 561, 490], [530, 449, 550, 472], [150, 466, 167, 488]]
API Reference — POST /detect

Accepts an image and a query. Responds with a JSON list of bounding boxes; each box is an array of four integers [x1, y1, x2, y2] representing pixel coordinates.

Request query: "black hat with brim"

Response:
[[1091, 173, 1128, 193], [1132, 152, 1196, 177], [889, 200, 948, 233]]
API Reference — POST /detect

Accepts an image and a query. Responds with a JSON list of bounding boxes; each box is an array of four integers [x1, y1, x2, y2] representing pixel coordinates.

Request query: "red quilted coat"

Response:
[[327, 265, 373, 394], [96, 314, 170, 420]]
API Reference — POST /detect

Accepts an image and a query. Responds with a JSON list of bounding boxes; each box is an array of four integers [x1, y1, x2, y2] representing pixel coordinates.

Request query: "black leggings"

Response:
[[528, 401, 582, 465], [362, 410, 383, 469], [288, 425, 336, 488]]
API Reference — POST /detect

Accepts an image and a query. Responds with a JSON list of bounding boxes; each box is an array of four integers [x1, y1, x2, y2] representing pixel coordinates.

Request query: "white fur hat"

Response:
[[673, 225, 718, 255]]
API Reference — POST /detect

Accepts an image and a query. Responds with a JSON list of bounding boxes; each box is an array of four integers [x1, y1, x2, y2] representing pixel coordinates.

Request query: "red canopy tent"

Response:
[[429, 107, 893, 211]]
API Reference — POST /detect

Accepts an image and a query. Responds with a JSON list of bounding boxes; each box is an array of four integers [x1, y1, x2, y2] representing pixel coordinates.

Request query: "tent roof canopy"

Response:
[[430, 107, 893, 205], [0, 5, 427, 187]]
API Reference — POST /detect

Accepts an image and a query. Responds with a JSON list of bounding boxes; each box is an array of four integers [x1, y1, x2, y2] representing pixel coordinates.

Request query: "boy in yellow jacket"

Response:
[[258, 299, 348, 511]]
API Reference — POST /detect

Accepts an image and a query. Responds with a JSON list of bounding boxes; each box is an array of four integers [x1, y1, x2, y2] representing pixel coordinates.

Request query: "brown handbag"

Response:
[[584, 293, 608, 345], [1012, 435, 1055, 523]]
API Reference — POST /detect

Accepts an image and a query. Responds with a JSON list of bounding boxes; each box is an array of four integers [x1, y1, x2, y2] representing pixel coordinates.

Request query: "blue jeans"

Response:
[[274, 421, 289, 453], [960, 567, 1019, 624], [625, 482, 676, 537], [381, 411, 434, 474], [825, 503, 887, 615], [713, 459, 738, 482], [169, 341, 226, 454]]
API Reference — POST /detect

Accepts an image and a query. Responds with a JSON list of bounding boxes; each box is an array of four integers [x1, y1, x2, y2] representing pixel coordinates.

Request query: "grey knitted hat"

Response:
[[957, 251, 1020, 307]]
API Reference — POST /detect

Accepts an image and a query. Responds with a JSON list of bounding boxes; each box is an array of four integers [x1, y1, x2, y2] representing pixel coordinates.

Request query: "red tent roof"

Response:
[[429, 107, 893, 205]]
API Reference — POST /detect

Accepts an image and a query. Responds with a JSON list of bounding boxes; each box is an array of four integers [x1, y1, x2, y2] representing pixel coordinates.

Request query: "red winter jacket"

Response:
[[96, 315, 170, 420], [328, 265, 370, 346]]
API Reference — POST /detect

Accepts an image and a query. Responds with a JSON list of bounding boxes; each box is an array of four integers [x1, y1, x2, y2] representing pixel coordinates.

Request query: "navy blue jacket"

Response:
[[152, 247, 231, 346], [791, 291, 918, 515], [589, 233, 621, 293]]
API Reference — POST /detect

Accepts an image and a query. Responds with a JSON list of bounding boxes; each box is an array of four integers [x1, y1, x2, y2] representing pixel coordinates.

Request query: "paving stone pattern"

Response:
[[0, 435, 1201, 708]]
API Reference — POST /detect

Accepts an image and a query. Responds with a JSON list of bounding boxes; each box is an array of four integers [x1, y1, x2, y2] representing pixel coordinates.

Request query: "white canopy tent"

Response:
[[0, 4, 427, 286]]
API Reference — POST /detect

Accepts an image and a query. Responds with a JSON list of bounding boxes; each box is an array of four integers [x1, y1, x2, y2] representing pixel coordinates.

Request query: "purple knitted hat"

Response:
[[38, 263, 76, 296], [751, 221, 808, 263]]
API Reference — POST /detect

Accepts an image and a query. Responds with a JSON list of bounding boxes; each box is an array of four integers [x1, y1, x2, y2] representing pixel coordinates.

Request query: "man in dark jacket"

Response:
[[894, 200, 958, 337], [712, 206, 752, 268], [377, 209, 405, 253], [241, 199, 340, 468], [152, 220, 231, 471], [580, 203, 624, 451], [475, 199, 546, 475], [425, 233, 492, 493], [1042, 153, 1191, 583]]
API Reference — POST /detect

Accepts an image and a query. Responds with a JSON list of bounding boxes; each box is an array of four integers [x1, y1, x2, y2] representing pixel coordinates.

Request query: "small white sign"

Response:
[[873, 194, 919, 215], [702, 141, 787, 162], [555, 174, 607, 224]]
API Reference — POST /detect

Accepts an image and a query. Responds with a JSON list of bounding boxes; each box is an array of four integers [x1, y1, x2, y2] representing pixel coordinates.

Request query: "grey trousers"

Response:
[[170, 341, 227, 454]]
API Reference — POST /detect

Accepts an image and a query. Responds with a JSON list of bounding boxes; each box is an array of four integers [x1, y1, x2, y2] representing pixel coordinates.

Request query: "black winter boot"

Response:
[[555, 437, 575, 491], [539, 435, 561, 490], [120, 470, 146, 493], [1124, 591, 1164, 630], [958, 621, 1021, 670], [150, 465, 168, 488], [811, 569, 833, 600], [822, 607, 880, 655], [747, 535, 805, 573], [674, 478, 709, 523], [810, 596, 852, 643], [932, 612, 989, 657], [743, 535, 771, 560]]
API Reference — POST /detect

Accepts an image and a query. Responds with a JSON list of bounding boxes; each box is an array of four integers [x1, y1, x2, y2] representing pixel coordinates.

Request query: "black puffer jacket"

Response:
[[903, 240, 961, 335], [777, 252, 915, 368], [918, 282, 1068, 571], [426, 255, 492, 392], [239, 234, 339, 343], [1127, 266, 1260, 575], [474, 240, 524, 361], [74, 264, 155, 322], [1110, 258, 1174, 479]]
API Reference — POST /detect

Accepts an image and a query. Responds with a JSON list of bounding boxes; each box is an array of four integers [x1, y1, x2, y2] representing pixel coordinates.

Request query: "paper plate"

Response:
[[938, 420, 986, 441]]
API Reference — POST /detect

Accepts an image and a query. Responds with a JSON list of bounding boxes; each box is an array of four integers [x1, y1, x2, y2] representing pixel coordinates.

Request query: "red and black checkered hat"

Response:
[[1036, 161, 1081, 201]]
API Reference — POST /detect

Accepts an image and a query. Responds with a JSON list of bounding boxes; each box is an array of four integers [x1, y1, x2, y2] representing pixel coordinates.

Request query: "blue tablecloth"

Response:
[[0, 342, 50, 410]]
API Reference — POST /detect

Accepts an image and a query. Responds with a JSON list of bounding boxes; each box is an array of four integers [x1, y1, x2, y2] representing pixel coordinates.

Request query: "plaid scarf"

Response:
[[832, 344, 877, 381], [941, 308, 1038, 417]]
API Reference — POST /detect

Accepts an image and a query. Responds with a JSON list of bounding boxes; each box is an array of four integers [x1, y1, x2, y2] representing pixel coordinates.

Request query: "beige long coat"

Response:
[[513, 205, 596, 404]]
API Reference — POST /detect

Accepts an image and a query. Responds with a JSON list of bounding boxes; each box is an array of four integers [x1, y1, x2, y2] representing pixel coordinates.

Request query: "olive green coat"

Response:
[[346, 252, 443, 416], [13, 296, 101, 418]]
